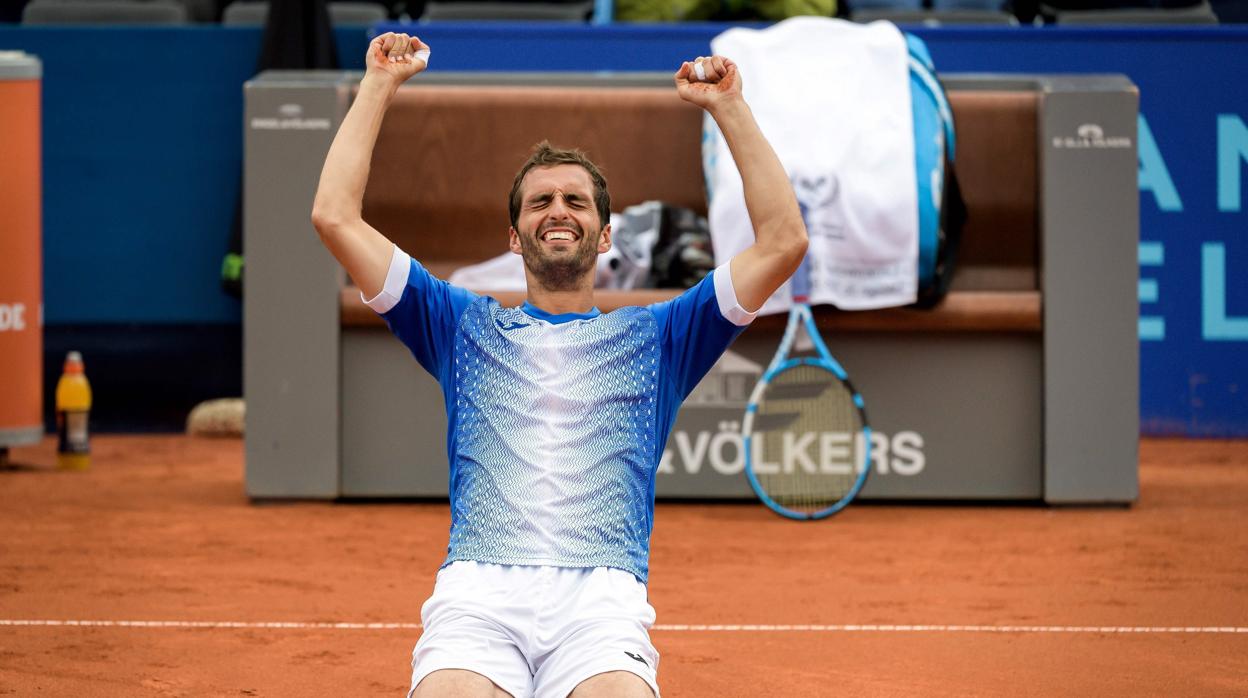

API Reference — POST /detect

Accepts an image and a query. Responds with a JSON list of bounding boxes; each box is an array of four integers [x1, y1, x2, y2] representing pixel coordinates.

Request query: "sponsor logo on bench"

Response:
[[659, 426, 925, 478], [1052, 122, 1132, 150], [251, 103, 330, 131]]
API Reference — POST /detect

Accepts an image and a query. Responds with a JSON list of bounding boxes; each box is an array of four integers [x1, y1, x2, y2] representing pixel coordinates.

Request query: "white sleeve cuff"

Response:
[[360, 245, 411, 314], [712, 262, 758, 327]]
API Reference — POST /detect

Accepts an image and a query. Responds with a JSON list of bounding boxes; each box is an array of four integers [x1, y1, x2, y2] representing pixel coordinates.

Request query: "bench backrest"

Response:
[[362, 84, 1038, 288]]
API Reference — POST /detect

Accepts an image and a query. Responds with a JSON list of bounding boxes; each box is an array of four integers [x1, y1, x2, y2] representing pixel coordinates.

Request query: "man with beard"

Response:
[[311, 32, 806, 698]]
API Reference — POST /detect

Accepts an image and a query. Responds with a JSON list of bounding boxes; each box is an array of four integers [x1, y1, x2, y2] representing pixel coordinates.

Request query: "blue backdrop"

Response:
[[0, 23, 1243, 435]]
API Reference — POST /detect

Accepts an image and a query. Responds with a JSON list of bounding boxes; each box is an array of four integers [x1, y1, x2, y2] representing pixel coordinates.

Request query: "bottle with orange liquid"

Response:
[[56, 351, 92, 470]]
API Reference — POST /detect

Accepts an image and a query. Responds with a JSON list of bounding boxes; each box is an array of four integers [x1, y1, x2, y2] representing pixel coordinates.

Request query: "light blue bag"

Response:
[[907, 32, 966, 308]]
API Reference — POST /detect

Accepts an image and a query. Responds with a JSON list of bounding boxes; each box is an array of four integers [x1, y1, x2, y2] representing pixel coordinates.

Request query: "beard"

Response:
[[517, 220, 600, 292]]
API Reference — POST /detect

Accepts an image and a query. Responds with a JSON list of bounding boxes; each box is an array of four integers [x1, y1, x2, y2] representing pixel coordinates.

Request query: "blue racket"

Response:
[[742, 254, 872, 520]]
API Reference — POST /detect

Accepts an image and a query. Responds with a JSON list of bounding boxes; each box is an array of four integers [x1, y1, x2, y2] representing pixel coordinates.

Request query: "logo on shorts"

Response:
[[624, 651, 649, 667]]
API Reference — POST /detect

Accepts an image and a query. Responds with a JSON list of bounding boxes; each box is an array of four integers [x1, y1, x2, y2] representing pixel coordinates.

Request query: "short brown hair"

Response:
[[508, 141, 611, 229]]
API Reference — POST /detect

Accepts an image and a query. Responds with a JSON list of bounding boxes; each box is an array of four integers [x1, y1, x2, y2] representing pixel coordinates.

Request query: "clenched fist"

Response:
[[366, 32, 430, 86], [675, 55, 742, 113]]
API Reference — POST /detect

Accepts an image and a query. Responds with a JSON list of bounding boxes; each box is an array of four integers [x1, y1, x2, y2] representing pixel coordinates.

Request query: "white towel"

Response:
[[447, 248, 529, 290], [706, 17, 918, 313]]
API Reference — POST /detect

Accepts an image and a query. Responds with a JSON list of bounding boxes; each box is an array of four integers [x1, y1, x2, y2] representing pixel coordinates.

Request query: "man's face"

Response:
[[509, 164, 611, 291]]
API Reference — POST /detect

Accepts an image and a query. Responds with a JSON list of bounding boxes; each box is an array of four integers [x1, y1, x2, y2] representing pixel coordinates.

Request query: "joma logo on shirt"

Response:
[[495, 319, 531, 331]]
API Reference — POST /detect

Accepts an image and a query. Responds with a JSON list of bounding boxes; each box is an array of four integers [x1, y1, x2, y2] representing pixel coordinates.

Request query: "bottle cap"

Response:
[[64, 351, 84, 374]]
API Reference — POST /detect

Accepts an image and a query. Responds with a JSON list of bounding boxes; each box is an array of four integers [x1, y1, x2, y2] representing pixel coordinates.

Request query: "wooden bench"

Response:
[[243, 71, 1138, 503], [343, 81, 1041, 331]]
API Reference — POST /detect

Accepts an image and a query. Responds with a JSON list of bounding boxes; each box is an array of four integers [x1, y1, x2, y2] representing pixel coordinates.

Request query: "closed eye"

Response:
[[526, 192, 591, 210]]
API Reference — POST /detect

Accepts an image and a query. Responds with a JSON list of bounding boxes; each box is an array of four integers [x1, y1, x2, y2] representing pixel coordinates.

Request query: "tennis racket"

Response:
[[742, 254, 872, 520]]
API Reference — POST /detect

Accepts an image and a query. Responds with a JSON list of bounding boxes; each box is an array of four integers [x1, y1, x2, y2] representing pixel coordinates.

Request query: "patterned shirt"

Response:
[[365, 246, 756, 582]]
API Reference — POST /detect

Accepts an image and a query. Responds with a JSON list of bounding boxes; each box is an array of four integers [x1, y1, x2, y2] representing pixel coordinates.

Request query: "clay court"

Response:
[[1, 435, 1245, 696]]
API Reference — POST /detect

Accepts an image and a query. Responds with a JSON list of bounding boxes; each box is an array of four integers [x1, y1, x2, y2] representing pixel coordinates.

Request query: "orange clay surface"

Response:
[[2, 436, 1247, 696]]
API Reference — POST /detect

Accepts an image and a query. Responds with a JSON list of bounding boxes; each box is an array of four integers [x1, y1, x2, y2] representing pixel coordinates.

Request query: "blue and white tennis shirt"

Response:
[[365, 246, 757, 583]]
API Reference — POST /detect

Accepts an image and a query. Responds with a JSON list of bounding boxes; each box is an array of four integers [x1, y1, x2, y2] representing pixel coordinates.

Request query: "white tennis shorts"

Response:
[[408, 561, 660, 698]]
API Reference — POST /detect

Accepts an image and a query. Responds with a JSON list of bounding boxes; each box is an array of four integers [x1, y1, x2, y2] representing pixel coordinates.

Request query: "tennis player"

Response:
[[311, 32, 806, 698]]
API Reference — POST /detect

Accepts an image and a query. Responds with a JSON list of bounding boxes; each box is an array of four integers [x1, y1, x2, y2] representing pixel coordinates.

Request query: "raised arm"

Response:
[[675, 56, 807, 312], [310, 32, 429, 299]]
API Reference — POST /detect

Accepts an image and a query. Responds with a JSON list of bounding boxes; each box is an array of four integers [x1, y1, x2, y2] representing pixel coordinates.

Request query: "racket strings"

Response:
[[753, 364, 865, 516]]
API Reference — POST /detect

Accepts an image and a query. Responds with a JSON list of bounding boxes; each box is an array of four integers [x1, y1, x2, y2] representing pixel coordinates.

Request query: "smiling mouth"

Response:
[[540, 228, 579, 243]]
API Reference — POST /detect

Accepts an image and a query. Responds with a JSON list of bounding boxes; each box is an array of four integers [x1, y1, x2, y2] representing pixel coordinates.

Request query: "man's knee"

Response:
[[413, 669, 514, 698], [569, 670, 655, 698]]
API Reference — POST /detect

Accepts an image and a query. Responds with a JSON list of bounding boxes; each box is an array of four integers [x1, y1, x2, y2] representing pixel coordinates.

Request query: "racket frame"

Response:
[[742, 302, 872, 520]]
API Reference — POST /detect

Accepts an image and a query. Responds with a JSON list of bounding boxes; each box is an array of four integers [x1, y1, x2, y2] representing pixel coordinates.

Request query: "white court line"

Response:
[[1, 620, 1246, 634]]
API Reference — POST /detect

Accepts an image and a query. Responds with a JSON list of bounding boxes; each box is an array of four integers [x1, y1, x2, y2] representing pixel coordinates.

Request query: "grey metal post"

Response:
[[244, 72, 353, 498], [1039, 77, 1140, 504]]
